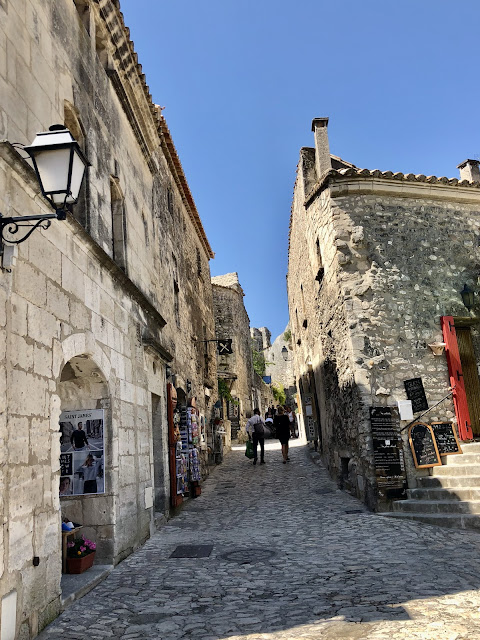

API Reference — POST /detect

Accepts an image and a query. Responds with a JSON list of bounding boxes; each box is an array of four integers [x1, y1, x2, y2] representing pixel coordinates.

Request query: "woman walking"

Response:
[[274, 406, 291, 463]]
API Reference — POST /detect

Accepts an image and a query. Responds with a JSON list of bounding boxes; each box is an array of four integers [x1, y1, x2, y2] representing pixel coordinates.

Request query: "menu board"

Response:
[[408, 422, 442, 469], [431, 422, 462, 456], [370, 407, 406, 497], [404, 378, 428, 413]]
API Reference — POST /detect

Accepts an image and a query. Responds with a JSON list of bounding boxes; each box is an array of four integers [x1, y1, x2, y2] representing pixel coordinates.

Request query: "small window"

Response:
[[74, 0, 90, 33], [173, 280, 180, 327], [167, 188, 174, 215], [110, 177, 127, 272], [196, 248, 202, 278]]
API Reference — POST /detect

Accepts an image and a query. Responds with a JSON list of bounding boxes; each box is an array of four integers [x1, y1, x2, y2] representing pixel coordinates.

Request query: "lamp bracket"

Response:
[[0, 212, 63, 245]]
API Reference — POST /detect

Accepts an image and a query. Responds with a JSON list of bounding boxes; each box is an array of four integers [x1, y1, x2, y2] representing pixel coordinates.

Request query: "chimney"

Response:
[[311, 117, 331, 180], [457, 159, 480, 182]]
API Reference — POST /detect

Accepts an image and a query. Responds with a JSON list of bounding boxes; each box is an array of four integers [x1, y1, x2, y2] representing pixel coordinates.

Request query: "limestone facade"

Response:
[[263, 327, 296, 407], [212, 274, 273, 437], [0, 1, 217, 637], [288, 117, 480, 511]]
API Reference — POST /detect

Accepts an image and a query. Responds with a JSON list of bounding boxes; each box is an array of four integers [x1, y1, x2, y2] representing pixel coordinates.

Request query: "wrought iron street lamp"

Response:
[[0, 125, 89, 245], [281, 346, 292, 362], [460, 283, 475, 311]]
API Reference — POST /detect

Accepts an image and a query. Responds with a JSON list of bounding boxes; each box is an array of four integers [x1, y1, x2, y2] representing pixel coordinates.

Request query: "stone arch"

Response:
[[55, 337, 114, 565]]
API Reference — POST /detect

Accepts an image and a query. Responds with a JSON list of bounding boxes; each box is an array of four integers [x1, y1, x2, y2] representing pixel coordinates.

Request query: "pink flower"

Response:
[[80, 546, 86, 552]]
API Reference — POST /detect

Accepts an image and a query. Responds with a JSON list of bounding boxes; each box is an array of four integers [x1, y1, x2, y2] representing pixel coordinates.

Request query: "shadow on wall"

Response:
[[320, 358, 377, 509]]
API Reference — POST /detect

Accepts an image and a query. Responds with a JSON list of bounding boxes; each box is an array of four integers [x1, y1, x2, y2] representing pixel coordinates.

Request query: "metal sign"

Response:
[[217, 339, 233, 354]]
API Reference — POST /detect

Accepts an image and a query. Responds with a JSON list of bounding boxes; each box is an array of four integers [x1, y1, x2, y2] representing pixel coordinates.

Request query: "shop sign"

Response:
[[370, 407, 406, 499], [217, 339, 233, 354], [59, 409, 105, 497]]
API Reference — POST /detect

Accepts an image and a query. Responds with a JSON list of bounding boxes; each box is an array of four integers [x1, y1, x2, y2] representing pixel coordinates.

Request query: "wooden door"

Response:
[[456, 327, 480, 437], [441, 316, 473, 440]]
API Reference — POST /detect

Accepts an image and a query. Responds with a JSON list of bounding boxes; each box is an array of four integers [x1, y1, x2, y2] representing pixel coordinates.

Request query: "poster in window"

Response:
[[59, 409, 105, 496]]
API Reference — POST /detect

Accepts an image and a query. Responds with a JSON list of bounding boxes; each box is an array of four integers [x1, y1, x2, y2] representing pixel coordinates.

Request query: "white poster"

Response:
[[59, 409, 105, 497]]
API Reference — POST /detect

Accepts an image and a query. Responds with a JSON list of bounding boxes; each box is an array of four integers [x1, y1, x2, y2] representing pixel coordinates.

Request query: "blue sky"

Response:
[[120, 0, 480, 340]]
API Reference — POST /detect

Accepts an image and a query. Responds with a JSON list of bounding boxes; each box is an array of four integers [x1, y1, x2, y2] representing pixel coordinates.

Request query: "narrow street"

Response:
[[40, 441, 480, 640]]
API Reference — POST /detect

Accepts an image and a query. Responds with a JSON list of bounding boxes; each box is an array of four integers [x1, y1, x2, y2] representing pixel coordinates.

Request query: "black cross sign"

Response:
[[217, 339, 233, 355]]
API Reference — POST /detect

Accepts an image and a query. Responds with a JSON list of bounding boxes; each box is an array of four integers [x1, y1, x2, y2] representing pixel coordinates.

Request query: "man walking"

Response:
[[246, 408, 265, 465]]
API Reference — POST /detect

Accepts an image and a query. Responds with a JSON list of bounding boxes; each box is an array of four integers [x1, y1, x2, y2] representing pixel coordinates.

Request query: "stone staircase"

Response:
[[386, 442, 480, 530]]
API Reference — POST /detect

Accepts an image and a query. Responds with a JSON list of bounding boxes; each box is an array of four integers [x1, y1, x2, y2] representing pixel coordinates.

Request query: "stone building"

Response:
[[212, 273, 273, 439], [263, 327, 297, 407], [288, 116, 480, 516], [0, 1, 217, 637]]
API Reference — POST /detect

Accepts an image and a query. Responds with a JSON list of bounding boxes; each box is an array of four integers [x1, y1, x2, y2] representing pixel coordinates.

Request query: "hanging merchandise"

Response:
[[176, 406, 189, 494], [189, 448, 201, 482]]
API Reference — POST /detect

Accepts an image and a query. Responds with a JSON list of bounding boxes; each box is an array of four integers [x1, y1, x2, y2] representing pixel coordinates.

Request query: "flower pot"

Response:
[[67, 551, 95, 574]]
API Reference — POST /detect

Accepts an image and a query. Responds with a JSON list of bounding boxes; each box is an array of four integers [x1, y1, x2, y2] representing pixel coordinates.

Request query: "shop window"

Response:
[[64, 101, 88, 228], [110, 177, 127, 272]]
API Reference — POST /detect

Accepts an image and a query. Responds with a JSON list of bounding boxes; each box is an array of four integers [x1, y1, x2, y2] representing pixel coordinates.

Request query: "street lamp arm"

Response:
[[0, 212, 65, 245]]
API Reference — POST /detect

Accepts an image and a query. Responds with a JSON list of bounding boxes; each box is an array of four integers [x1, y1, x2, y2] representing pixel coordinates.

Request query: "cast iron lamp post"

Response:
[[460, 283, 475, 311], [0, 125, 88, 245]]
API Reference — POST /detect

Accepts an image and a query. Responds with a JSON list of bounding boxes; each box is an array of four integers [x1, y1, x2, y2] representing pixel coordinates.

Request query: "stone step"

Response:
[[383, 511, 480, 531], [408, 487, 480, 501], [418, 475, 480, 488], [442, 453, 480, 465], [431, 464, 480, 476], [457, 442, 480, 453], [393, 499, 480, 514]]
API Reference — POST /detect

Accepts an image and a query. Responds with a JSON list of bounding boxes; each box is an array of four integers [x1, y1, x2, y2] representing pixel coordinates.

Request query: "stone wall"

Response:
[[264, 327, 296, 406], [288, 120, 480, 511], [0, 1, 217, 637], [212, 274, 255, 426]]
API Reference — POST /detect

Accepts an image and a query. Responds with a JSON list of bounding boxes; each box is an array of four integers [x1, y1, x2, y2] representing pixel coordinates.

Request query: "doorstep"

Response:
[[61, 564, 113, 610]]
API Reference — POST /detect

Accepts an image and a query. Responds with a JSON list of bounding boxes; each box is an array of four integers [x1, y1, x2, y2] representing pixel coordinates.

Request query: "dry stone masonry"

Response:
[[288, 117, 480, 512]]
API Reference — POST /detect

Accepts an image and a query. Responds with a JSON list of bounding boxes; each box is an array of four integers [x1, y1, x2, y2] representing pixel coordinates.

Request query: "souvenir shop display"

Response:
[[174, 408, 189, 495], [172, 403, 203, 497]]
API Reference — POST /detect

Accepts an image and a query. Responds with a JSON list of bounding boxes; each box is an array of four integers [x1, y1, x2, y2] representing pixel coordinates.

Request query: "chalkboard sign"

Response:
[[404, 378, 428, 413], [431, 422, 462, 456], [408, 422, 442, 469], [370, 407, 406, 495]]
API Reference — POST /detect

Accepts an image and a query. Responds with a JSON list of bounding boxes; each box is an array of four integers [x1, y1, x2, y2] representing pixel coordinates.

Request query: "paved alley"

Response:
[[40, 441, 480, 640]]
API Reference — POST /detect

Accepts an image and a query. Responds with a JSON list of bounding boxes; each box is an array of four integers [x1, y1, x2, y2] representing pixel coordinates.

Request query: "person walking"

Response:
[[274, 406, 291, 463], [246, 408, 265, 465]]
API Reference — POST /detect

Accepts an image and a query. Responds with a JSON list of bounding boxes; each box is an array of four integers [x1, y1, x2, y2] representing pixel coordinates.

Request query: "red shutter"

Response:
[[441, 316, 473, 441]]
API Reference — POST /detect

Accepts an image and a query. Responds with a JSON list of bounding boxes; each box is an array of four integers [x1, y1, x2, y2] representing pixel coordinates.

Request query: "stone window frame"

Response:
[[110, 176, 128, 273], [64, 101, 89, 229]]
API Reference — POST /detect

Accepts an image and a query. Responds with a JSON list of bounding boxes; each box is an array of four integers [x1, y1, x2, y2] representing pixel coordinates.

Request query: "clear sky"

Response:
[[120, 0, 480, 340]]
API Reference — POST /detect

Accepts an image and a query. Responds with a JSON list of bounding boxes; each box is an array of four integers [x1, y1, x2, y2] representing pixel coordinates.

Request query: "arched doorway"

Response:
[[57, 354, 113, 564]]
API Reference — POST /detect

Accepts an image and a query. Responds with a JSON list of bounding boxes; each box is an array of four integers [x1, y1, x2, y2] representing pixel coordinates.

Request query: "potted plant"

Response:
[[66, 536, 96, 574]]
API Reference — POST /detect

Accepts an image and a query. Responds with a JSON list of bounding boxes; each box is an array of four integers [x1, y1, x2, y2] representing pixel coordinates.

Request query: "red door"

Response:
[[441, 316, 474, 440]]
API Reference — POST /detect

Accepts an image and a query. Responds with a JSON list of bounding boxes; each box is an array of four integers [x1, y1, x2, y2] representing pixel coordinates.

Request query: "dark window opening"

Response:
[[167, 188, 174, 215], [74, 0, 90, 33], [174, 280, 180, 327], [64, 101, 88, 228], [110, 177, 127, 272], [196, 248, 202, 278]]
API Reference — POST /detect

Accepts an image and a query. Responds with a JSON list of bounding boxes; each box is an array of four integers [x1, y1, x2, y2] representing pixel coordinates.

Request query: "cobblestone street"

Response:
[[40, 441, 480, 640]]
